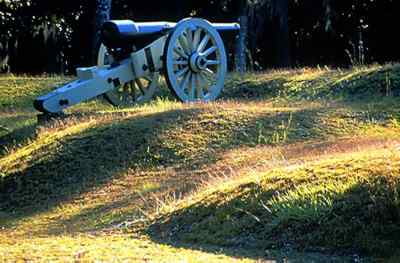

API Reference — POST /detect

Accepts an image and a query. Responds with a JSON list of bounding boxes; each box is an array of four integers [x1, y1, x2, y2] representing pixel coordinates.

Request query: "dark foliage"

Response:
[[0, 0, 399, 73]]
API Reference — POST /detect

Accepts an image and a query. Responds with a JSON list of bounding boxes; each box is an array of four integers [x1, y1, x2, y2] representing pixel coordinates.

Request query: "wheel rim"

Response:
[[165, 18, 227, 102], [97, 44, 159, 106]]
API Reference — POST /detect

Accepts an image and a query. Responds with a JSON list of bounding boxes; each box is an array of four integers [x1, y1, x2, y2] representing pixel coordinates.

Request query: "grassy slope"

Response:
[[0, 64, 400, 261], [152, 148, 400, 256]]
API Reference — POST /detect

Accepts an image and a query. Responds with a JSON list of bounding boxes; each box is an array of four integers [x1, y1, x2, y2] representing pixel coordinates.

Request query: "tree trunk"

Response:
[[235, 15, 248, 73], [247, 2, 266, 70], [271, 0, 290, 67], [235, 0, 248, 73], [248, 0, 290, 69], [92, 0, 112, 63]]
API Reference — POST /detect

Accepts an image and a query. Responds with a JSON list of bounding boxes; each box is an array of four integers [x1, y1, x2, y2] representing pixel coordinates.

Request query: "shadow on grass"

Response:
[[0, 108, 202, 220], [0, 122, 37, 156], [42, 173, 204, 235], [0, 100, 394, 234], [148, 171, 400, 260]]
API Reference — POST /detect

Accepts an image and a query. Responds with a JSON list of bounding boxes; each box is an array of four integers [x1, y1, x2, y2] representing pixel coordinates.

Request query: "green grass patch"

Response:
[[150, 148, 400, 256]]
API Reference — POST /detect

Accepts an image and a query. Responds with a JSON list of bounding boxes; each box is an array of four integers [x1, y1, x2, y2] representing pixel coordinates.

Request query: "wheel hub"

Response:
[[189, 53, 208, 73]]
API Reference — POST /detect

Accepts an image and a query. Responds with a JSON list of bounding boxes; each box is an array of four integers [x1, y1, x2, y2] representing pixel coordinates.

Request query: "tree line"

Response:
[[0, 0, 399, 74]]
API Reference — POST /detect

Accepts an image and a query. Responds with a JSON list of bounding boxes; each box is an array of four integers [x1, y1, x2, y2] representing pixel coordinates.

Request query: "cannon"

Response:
[[34, 18, 240, 114]]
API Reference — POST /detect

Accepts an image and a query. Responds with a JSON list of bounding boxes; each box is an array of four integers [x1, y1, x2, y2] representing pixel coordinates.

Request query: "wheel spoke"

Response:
[[198, 72, 208, 93], [175, 66, 189, 78], [190, 73, 196, 100], [123, 83, 129, 93], [202, 46, 217, 57], [197, 34, 210, 53], [193, 28, 202, 51], [174, 47, 188, 59], [206, 60, 220, 66], [195, 74, 205, 99], [180, 71, 191, 93], [203, 68, 215, 77], [200, 70, 213, 87], [132, 82, 138, 99], [179, 35, 191, 55], [135, 79, 146, 95], [185, 28, 194, 53], [173, 60, 188, 66]]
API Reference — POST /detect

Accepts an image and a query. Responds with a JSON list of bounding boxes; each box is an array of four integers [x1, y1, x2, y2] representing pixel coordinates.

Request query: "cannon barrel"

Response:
[[101, 19, 239, 49]]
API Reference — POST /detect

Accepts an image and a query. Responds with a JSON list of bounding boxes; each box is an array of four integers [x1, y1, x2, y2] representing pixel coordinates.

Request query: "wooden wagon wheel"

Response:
[[164, 18, 227, 102], [97, 44, 159, 106]]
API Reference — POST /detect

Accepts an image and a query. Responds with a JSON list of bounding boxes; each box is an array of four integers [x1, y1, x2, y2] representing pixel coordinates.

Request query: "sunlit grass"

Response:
[[0, 75, 72, 109], [266, 180, 358, 222], [223, 63, 400, 101], [152, 148, 400, 256], [0, 121, 96, 175], [0, 63, 400, 261], [0, 234, 260, 262]]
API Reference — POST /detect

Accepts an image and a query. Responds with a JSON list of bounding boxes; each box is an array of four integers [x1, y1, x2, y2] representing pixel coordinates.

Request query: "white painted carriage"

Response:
[[34, 18, 239, 113]]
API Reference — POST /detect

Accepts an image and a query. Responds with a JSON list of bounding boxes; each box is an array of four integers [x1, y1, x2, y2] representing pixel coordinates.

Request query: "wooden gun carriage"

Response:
[[34, 18, 239, 114]]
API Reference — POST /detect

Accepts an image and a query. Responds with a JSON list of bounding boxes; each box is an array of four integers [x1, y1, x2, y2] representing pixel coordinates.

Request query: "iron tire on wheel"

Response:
[[97, 44, 159, 107], [164, 18, 228, 103]]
